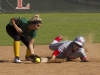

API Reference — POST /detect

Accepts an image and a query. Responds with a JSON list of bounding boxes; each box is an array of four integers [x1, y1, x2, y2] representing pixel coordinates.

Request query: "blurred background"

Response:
[[0, 0, 100, 45], [0, 0, 100, 13]]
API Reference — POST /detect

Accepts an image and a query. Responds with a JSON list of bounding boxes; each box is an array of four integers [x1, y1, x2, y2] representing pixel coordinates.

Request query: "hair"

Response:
[[29, 14, 42, 24]]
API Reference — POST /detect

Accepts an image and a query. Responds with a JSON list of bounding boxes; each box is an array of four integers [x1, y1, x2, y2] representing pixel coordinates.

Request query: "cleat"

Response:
[[14, 57, 22, 63]]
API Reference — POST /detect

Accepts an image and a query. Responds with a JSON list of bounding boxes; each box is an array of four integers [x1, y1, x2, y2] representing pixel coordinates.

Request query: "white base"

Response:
[[41, 57, 48, 62]]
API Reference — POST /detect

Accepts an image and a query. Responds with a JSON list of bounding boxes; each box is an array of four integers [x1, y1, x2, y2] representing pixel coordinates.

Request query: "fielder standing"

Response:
[[6, 14, 42, 63], [49, 35, 89, 62]]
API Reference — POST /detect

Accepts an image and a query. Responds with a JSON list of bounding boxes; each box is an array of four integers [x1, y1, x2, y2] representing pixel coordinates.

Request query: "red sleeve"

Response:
[[53, 49, 60, 56]]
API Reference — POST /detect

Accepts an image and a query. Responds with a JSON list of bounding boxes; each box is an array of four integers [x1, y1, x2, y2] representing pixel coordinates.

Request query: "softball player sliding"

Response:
[[6, 14, 42, 63], [49, 35, 89, 62]]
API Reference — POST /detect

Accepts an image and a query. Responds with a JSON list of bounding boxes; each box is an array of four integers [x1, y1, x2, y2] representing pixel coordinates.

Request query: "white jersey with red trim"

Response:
[[58, 41, 86, 59]]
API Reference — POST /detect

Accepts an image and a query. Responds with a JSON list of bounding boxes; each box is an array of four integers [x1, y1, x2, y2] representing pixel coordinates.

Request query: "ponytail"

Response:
[[29, 14, 42, 24]]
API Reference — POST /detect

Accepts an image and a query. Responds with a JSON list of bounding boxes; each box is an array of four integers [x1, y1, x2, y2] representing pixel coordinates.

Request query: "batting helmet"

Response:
[[73, 36, 85, 46]]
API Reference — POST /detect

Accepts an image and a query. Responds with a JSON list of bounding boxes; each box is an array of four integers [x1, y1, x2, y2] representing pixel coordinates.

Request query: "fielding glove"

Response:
[[30, 54, 41, 63]]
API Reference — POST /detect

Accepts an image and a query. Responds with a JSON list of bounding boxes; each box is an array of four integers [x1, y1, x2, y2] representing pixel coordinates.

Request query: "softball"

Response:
[[35, 58, 41, 63]]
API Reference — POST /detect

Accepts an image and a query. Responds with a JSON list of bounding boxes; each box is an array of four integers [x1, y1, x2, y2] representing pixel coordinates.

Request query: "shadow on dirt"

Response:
[[0, 60, 13, 63]]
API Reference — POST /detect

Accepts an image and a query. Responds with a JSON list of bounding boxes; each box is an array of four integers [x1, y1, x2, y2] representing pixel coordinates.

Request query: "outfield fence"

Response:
[[0, 0, 100, 13]]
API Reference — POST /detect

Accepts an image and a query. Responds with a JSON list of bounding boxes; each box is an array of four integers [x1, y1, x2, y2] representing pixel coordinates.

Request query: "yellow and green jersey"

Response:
[[8, 18, 36, 38]]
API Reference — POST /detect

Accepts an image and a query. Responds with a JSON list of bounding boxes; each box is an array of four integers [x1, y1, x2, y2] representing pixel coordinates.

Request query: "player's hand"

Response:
[[15, 27, 23, 34], [81, 60, 89, 62]]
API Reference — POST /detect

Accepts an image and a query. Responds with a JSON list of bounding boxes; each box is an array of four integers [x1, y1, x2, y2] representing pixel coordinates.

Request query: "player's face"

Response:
[[33, 23, 41, 30], [72, 42, 82, 52], [28, 23, 41, 30]]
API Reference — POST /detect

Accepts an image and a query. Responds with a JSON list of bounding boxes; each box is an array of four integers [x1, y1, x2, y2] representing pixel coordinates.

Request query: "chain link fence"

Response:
[[0, 0, 100, 13]]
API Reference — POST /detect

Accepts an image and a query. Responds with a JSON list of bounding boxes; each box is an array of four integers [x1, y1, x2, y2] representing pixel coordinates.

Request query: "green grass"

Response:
[[0, 13, 100, 46]]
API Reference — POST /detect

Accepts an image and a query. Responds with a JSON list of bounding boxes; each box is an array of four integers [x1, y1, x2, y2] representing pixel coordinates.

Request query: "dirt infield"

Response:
[[0, 43, 100, 75]]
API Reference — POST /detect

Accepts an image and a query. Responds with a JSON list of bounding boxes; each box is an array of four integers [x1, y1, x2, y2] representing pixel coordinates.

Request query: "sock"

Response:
[[51, 36, 61, 44], [26, 49, 31, 57], [55, 36, 61, 42], [13, 41, 20, 58]]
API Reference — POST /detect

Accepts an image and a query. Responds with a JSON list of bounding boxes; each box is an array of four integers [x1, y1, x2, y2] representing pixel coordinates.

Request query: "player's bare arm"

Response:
[[28, 38, 35, 54], [11, 18, 23, 34]]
